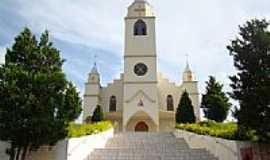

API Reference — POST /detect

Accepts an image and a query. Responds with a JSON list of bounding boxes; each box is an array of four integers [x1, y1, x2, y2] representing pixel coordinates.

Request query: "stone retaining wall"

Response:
[[174, 129, 270, 160], [0, 129, 114, 160]]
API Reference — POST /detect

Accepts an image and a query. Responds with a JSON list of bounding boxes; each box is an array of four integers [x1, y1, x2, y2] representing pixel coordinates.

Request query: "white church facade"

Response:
[[83, 0, 200, 132]]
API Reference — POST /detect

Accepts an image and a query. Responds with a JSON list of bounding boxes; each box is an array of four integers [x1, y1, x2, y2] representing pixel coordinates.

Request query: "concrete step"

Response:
[[88, 155, 218, 160], [113, 132, 174, 138], [106, 133, 189, 148], [88, 149, 217, 160], [91, 148, 211, 155], [86, 132, 218, 160], [107, 137, 187, 142], [105, 141, 189, 148]]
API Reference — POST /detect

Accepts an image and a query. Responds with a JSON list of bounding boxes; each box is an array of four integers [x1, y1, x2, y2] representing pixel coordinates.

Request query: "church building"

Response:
[[83, 0, 200, 132]]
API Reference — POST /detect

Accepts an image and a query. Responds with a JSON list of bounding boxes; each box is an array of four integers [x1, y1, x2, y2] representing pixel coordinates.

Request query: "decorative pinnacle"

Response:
[[94, 54, 97, 67], [185, 53, 191, 72], [91, 54, 98, 74], [185, 53, 189, 63]]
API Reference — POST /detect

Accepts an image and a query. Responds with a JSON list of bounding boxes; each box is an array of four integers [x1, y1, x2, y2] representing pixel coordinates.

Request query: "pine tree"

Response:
[[227, 19, 270, 141], [176, 91, 196, 123], [201, 76, 231, 122], [0, 28, 82, 160], [91, 105, 104, 122]]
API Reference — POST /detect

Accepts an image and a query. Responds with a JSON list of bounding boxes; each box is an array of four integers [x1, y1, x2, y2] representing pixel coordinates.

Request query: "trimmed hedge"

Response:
[[176, 121, 257, 141], [68, 121, 113, 138]]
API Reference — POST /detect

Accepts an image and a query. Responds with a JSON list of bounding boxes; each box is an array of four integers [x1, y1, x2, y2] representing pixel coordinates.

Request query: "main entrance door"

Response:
[[135, 121, 149, 132]]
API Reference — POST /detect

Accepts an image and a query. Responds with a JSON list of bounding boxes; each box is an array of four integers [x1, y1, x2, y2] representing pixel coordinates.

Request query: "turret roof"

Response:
[[90, 62, 99, 74]]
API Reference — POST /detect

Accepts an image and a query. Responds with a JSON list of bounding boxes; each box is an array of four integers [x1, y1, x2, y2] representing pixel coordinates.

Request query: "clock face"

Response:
[[134, 63, 148, 76]]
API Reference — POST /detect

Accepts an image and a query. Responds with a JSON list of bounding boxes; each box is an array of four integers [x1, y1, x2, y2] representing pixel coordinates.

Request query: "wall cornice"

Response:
[[84, 94, 99, 97], [124, 55, 156, 58], [125, 16, 156, 20], [124, 81, 157, 84]]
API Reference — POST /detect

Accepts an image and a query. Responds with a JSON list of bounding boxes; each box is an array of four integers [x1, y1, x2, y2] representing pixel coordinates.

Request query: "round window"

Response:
[[134, 63, 148, 76]]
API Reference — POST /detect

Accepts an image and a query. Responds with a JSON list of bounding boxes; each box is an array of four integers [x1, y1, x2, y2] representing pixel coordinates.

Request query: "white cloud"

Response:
[[12, 0, 270, 94], [16, 0, 128, 51]]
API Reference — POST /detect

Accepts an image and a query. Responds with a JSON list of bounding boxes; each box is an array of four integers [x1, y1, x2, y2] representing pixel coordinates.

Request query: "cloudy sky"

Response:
[[1, 0, 270, 119]]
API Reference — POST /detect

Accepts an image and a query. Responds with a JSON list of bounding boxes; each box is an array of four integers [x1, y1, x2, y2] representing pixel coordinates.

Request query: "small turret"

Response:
[[183, 61, 196, 82], [83, 62, 101, 123], [87, 62, 100, 84], [181, 59, 200, 122]]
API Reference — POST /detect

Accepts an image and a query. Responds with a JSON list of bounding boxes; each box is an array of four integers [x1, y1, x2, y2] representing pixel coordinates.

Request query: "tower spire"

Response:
[[183, 53, 195, 82], [91, 54, 98, 74], [185, 53, 191, 72], [94, 54, 97, 67]]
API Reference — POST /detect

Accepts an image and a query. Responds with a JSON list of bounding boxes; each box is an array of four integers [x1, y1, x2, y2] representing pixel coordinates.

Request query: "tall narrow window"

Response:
[[167, 95, 174, 111], [134, 19, 147, 36], [109, 96, 117, 112]]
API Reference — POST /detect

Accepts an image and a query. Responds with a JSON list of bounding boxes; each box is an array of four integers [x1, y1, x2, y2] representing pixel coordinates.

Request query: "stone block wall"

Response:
[[174, 129, 270, 160], [0, 129, 114, 160]]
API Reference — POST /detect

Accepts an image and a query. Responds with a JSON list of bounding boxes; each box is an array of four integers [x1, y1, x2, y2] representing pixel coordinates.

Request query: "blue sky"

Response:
[[1, 0, 270, 120]]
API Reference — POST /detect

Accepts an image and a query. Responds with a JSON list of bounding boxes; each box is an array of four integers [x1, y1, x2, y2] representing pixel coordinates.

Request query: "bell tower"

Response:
[[83, 63, 101, 122], [123, 0, 159, 131]]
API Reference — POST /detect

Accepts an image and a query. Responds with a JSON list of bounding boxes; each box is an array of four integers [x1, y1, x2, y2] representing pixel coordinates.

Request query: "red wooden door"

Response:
[[135, 122, 149, 132]]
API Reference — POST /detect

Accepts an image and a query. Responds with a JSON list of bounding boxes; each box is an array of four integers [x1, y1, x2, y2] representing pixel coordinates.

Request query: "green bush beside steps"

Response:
[[68, 121, 113, 138], [176, 121, 258, 141]]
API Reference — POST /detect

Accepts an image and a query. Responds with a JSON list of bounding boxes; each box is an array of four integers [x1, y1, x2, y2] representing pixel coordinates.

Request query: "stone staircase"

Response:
[[86, 132, 218, 160]]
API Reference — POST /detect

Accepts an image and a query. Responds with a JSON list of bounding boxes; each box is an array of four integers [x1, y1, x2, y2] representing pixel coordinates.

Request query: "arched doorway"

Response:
[[125, 111, 157, 132], [135, 121, 149, 132]]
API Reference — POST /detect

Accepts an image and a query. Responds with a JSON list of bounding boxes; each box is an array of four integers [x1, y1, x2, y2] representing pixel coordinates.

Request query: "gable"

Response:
[[125, 90, 156, 103]]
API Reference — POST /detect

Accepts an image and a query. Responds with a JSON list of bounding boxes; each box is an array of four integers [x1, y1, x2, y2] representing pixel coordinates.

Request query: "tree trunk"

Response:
[[20, 146, 28, 160], [15, 147, 21, 160], [8, 143, 16, 160]]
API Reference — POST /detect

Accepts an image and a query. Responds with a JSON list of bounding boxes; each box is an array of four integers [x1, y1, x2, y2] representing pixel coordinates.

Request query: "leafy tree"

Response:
[[0, 28, 82, 160], [176, 91, 196, 123], [227, 19, 270, 141], [201, 76, 231, 122], [91, 105, 104, 122]]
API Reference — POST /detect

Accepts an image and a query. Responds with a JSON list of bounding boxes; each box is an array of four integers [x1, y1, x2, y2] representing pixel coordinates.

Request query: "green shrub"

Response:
[[176, 91, 196, 123], [176, 121, 257, 141], [68, 121, 112, 138], [92, 105, 104, 122]]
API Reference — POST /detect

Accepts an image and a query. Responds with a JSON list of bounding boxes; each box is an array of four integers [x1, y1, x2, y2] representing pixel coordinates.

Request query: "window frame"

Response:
[[134, 19, 147, 36], [167, 95, 174, 111], [109, 95, 117, 112]]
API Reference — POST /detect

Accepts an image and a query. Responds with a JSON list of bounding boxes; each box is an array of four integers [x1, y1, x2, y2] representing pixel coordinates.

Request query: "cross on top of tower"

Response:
[[94, 54, 97, 67]]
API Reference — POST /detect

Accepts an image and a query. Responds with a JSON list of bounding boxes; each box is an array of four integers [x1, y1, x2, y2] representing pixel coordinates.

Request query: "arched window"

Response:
[[167, 95, 174, 111], [109, 96, 117, 112], [134, 19, 147, 36]]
